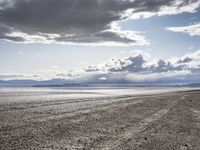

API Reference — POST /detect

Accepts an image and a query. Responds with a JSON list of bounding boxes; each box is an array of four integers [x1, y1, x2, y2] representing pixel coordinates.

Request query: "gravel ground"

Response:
[[0, 90, 200, 150]]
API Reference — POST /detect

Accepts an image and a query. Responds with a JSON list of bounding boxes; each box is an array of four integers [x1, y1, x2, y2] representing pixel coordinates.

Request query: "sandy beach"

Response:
[[0, 88, 200, 150]]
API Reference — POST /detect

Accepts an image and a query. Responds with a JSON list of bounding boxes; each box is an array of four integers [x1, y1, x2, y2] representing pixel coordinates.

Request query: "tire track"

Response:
[[24, 93, 176, 122], [101, 96, 182, 150]]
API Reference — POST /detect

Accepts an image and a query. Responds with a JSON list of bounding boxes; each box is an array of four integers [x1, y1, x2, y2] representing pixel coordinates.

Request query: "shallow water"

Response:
[[0, 86, 198, 104], [0, 86, 198, 93]]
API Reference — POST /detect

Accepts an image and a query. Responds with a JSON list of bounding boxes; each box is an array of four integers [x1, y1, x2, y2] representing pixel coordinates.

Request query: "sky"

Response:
[[0, 0, 200, 84]]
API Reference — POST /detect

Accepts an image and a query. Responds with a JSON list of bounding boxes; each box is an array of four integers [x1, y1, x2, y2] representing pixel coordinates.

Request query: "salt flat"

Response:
[[0, 87, 200, 149]]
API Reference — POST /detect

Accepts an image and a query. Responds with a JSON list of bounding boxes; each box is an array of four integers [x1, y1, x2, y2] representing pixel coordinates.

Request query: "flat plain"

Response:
[[0, 88, 200, 150]]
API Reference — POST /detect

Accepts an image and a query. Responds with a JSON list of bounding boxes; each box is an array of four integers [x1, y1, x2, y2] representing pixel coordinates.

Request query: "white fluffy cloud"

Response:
[[0, 0, 199, 45], [82, 50, 200, 82], [84, 51, 185, 73], [167, 23, 200, 36], [2, 50, 200, 84]]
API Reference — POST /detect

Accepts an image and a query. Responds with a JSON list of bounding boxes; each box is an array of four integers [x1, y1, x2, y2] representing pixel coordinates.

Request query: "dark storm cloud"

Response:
[[0, 0, 199, 45]]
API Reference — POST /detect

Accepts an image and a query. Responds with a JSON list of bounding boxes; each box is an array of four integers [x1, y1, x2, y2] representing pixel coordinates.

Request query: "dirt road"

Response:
[[0, 90, 200, 149]]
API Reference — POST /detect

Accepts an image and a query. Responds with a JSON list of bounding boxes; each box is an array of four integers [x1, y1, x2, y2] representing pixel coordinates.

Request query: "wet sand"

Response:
[[0, 90, 200, 149]]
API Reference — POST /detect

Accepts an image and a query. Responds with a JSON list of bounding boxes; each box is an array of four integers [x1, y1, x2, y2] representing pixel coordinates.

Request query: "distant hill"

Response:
[[0, 78, 200, 87], [183, 83, 200, 87], [0, 79, 67, 87]]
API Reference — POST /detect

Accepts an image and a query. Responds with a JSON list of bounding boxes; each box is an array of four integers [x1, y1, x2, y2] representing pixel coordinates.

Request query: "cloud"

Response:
[[85, 50, 148, 73], [125, 70, 190, 82], [0, 0, 199, 45], [83, 50, 200, 82], [0, 74, 31, 80], [84, 50, 174, 73], [167, 23, 200, 36], [1, 50, 200, 83], [171, 50, 200, 71], [127, 0, 200, 19]]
